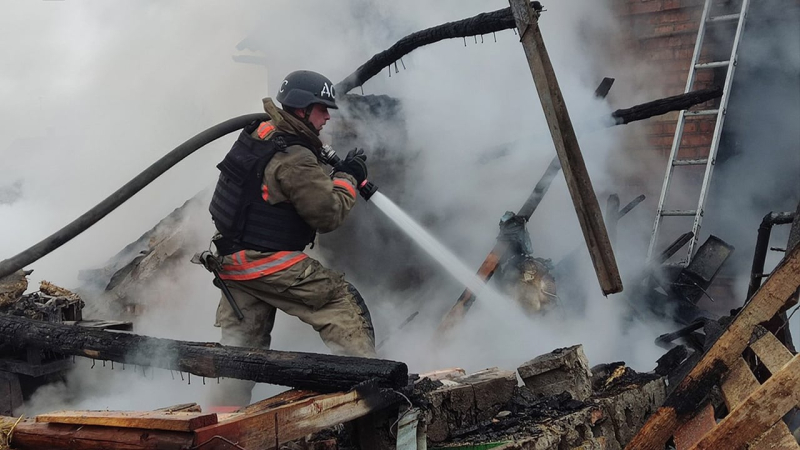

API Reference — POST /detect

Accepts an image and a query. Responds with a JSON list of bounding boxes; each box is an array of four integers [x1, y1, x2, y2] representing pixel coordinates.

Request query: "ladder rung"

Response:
[[661, 209, 698, 217], [695, 60, 730, 69], [707, 14, 741, 23], [673, 158, 709, 166], [685, 109, 720, 116]]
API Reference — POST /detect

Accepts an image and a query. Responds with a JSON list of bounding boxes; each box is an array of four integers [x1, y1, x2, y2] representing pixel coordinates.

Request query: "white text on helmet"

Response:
[[320, 82, 335, 99]]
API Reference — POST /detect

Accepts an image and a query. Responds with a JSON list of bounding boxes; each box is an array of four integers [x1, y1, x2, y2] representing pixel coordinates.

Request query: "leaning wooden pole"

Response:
[[0, 315, 408, 392], [625, 244, 800, 450], [508, 0, 622, 295]]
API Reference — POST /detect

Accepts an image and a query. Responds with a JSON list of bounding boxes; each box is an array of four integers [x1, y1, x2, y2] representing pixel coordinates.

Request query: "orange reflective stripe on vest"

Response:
[[256, 121, 275, 139], [219, 250, 307, 281]]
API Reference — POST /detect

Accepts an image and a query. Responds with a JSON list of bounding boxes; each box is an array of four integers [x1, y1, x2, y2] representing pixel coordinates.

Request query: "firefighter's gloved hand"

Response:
[[191, 251, 222, 272], [334, 148, 368, 186]]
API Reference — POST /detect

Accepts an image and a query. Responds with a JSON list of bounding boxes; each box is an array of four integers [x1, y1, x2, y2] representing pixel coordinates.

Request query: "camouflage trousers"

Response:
[[210, 252, 375, 406]]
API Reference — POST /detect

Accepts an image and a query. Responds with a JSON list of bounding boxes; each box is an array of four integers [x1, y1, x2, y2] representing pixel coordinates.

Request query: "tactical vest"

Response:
[[209, 122, 316, 255]]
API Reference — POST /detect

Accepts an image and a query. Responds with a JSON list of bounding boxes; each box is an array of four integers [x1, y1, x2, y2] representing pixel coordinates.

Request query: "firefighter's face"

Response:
[[306, 104, 330, 132]]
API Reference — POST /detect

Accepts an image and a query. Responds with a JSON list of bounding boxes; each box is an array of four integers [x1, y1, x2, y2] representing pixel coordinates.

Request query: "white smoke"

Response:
[[7, 0, 795, 417]]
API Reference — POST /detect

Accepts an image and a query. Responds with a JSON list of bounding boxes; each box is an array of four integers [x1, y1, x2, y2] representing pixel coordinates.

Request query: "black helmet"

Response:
[[276, 70, 338, 110]]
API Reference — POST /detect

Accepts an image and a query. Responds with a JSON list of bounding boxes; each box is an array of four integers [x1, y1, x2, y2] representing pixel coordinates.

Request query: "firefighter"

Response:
[[208, 70, 375, 406]]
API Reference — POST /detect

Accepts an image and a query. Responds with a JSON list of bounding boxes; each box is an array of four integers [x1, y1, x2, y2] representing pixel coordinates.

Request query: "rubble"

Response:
[[518, 345, 593, 402], [0, 1, 798, 448]]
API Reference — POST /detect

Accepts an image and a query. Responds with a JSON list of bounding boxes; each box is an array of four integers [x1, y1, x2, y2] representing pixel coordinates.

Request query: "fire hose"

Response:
[[0, 113, 269, 280]]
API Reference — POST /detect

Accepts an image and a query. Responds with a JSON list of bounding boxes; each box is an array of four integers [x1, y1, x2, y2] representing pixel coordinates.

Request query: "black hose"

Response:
[[0, 113, 269, 280], [746, 211, 795, 300]]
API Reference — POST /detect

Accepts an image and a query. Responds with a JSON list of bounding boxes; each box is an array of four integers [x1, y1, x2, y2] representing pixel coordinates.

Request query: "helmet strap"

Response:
[[282, 105, 321, 136], [301, 105, 320, 136]]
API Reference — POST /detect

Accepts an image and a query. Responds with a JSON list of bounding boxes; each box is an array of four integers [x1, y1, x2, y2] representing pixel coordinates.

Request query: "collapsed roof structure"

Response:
[[0, 0, 798, 449]]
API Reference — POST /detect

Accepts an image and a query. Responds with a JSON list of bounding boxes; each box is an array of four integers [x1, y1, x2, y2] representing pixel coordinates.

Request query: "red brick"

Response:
[[630, 0, 664, 14], [695, 71, 714, 82], [663, 0, 681, 9], [655, 24, 676, 34], [699, 119, 716, 133], [650, 122, 665, 134], [677, 48, 696, 60], [677, 146, 710, 159], [649, 135, 675, 147], [665, 122, 679, 134], [648, 48, 676, 60], [682, 122, 697, 133], [682, 132, 712, 147]]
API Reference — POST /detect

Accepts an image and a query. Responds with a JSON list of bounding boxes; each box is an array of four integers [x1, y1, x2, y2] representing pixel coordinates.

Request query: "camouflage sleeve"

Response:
[[276, 147, 357, 233]]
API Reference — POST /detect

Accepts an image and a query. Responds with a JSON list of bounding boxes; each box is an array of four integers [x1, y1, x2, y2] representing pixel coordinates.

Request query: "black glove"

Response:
[[334, 148, 368, 186]]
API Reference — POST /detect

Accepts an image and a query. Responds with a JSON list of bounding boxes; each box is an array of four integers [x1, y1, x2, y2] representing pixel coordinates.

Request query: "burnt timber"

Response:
[[509, 0, 622, 295], [0, 314, 408, 392]]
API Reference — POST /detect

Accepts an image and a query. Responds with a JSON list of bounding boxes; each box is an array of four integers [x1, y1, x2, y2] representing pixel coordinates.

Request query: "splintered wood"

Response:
[[7, 388, 396, 450], [36, 410, 218, 432], [624, 245, 800, 450]]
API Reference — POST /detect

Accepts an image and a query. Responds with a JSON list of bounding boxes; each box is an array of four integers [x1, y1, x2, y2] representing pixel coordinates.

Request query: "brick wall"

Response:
[[612, 0, 725, 160]]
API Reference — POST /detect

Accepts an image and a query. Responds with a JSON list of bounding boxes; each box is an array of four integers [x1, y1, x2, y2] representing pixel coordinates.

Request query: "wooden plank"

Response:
[[721, 357, 798, 449], [193, 388, 397, 450], [721, 357, 760, 407], [238, 389, 318, 415], [750, 330, 794, 375], [749, 422, 800, 449], [625, 245, 800, 450], [194, 412, 277, 450], [155, 403, 202, 413], [275, 389, 395, 444], [690, 354, 800, 450], [674, 403, 715, 450], [36, 410, 217, 432], [10, 421, 194, 450], [508, 0, 622, 295]]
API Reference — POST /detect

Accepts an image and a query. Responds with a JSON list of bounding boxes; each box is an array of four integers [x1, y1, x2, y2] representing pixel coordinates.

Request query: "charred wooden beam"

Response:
[[611, 87, 722, 125], [336, 2, 543, 94], [509, 0, 621, 295], [0, 314, 408, 392]]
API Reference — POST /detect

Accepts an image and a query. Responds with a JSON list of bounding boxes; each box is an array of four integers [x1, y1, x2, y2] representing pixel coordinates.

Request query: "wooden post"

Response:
[[508, 0, 622, 295]]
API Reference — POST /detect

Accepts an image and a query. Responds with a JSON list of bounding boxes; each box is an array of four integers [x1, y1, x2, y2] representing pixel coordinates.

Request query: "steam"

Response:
[[4, 0, 797, 416]]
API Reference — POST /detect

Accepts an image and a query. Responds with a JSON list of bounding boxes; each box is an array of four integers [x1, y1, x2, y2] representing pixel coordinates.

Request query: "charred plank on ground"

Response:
[[0, 314, 408, 392]]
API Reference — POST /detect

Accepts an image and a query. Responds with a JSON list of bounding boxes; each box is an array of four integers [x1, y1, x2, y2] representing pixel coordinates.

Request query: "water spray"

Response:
[[321, 145, 505, 304]]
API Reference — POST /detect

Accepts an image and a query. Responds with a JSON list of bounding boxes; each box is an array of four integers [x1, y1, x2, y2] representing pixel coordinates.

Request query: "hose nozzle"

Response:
[[321, 145, 379, 201], [359, 180, 378, 201]]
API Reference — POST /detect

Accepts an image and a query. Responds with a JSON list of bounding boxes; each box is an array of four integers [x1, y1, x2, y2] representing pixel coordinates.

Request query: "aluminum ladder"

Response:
[[647, 0, 751, 263]]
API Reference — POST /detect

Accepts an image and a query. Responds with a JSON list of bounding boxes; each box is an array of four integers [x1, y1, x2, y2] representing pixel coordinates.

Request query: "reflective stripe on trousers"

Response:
[[218, 250, 307, 281]]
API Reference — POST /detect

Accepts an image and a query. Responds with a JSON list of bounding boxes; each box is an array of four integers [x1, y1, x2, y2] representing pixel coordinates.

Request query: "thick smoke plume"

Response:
[[2, 0, 796, 415]]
